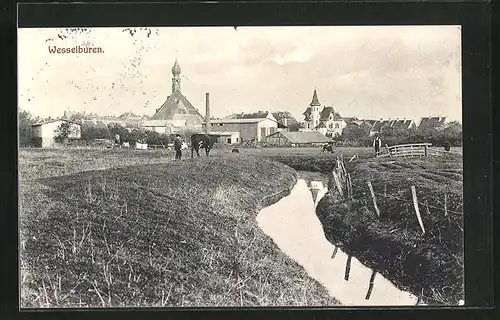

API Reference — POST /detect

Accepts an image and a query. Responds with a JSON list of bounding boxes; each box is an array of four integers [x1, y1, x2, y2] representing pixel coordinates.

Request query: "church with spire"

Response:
[[302, 88, 347, 137], [145, 59, 205, 134]]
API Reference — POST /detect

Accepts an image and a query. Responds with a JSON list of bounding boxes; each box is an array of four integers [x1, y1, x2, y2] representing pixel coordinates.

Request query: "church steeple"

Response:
[[310, 88, 321, 129], [310, 88, 321, 106], [171, 59, 181, 93]]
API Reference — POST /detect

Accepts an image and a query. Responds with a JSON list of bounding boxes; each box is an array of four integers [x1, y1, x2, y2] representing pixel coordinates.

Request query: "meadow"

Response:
[[19, 148, 340, 307], [19, 145, 463, 307], [316, 154, 464, 305]]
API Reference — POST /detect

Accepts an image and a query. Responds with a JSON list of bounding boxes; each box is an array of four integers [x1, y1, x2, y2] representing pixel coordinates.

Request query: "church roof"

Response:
[[310, 89, 321, 106], [152, 90, 204, 121], [172, 59, 181, 75]]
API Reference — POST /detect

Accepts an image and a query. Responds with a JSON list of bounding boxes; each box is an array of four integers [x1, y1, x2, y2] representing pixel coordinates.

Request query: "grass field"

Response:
[[316, 155, 464, 305], [19, 148, 339, 307], [19, 145, 463, 307]]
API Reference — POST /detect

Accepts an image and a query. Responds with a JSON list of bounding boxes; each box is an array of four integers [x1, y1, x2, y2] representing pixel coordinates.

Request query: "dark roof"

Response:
[[418, 117, 446, 129], [303, 107, 312, 121], [315, 122, 326, 129], [203, 118, 274, 124], [342, 117, 357, 124], [152, 90, 204, 121], [310, 89, 321, 106], [277, 122, 288, 129], [371, 120, 392, 132], [32, 118, 81, 127], [392, 119, 413, 129], [266, 131, 332, 144], [319, 107, 342, 121], [364, 119, 377, 125], [118, 112, 140, 119], [403, 119, 414, 127]]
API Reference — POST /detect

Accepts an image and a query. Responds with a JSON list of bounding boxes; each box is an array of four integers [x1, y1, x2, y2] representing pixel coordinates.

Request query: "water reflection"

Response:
[[257, 172, 419, 306]]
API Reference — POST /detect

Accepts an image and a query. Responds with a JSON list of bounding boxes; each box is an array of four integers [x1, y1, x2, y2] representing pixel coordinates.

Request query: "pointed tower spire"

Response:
[[310, 88, 321, 106], [171, 59, 181, 93]]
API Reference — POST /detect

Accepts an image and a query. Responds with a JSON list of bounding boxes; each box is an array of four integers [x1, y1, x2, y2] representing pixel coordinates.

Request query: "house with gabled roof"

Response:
[[202, 112, 278, 142], [417, 116, 447, 131], [146, 59, 205, 133], [301, 88, 348, 137], [369, 118, 417, 136], [31, 118, 82, 148]]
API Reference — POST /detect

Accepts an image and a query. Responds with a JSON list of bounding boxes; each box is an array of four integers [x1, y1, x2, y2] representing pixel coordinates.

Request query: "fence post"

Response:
[[424, 145, 428, 158], [411, 186, 426, 235], [332, 171, 343, 197], [367, 181, 380, 217], [365, 270, 377, 300], [444, 193, 448, 217], [331, 246, 339, 259], [347, 173, 353, 200], [344, 255, 352, 281]]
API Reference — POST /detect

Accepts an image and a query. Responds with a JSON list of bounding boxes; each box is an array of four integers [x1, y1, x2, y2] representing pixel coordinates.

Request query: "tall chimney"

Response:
[[205, 93, 211, 133]]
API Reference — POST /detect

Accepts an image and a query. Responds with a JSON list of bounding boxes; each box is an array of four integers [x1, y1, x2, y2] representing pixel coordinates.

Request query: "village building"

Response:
[[301, 89, 348, 137], [417, 116, 447, 131], [31, 119, 82, 148], [203, 113, 279, 142], [264, 130, 332, 147], [209, 131, 241, 145], [143, 59, 205, 134], [369, 118, 417, 137]]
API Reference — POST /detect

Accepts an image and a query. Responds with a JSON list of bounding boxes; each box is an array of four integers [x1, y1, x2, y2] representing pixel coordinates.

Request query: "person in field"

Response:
[[444, 141, 451, 152], [174, 134, 182, 160], [373, 136, 382, 156]]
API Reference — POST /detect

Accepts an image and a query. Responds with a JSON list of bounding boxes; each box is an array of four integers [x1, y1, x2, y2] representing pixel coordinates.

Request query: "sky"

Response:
[[18, 26, 462, 123]]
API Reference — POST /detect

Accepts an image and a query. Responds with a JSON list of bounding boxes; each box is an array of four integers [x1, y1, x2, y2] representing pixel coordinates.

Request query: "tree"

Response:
[[144, 130, 170, 146], [18, 109, 36, 147], [288, 121, 303, 132], [342, 123, 370, 141], [54, 121, 78, 144], [81, 124, 112, 141], [107, 123, 130, 142], [438, 121, 462, 147]]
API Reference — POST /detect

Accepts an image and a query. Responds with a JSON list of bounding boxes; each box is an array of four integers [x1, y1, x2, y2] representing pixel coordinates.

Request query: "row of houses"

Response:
[[300, 88, 447, 137], [27, 60, 449, 148]]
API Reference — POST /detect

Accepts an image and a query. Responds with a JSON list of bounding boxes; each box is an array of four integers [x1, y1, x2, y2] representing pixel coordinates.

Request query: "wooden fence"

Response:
[[377, 143, 462, 158], [329, 156, 462, 234]]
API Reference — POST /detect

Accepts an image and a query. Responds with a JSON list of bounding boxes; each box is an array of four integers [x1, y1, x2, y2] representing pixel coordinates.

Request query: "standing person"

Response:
[[373, 135, 382, 156], [174, 134, 182, 160]]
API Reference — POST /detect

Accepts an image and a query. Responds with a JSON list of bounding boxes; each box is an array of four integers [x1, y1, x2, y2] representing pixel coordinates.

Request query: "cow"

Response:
[[190, 133, 220, 158], [322, 144, 334, 153]]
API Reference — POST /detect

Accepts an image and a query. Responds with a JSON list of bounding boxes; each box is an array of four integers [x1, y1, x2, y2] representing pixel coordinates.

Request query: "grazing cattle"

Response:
[[322, 144, 334, 153], [190, 133, 220, 158], [232, 148, 240, 153]]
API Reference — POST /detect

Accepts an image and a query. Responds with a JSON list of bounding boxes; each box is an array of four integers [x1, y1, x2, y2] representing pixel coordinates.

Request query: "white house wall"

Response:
[[257, 119, 278, 141], [33, 121, 81, 139]]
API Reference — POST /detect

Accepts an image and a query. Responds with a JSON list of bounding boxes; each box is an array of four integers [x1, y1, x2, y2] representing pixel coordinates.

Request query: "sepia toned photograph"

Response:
[[18, 25, 463, 308]]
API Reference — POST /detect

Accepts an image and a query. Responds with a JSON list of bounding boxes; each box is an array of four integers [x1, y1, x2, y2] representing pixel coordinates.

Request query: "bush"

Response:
[[82, 125, 112, 141]]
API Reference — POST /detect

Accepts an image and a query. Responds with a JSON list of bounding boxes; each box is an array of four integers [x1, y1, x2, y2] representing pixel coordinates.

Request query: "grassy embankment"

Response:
[[19, 148, 339, 307], [316, 155, 464, 305]]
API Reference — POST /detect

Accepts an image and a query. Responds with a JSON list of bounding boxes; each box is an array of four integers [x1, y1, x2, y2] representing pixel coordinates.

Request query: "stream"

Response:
[[257, 171, 420, 306]]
